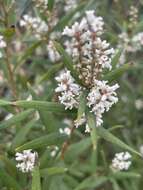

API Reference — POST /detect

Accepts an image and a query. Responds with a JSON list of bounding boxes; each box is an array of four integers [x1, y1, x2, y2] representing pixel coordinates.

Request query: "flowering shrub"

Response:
[[0, 0, 143, 190]]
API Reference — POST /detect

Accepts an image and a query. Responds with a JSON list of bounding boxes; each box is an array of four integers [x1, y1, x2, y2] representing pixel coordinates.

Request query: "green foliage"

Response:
[[0, 0, 143, 190]]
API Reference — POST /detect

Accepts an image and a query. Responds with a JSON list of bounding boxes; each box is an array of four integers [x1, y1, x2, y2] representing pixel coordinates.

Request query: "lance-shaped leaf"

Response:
[[64, 137, 91, 162], [11, 119, 36, 149], [110, 171, 141, 179], [53, 3, 85, 31], [74, 176, 108, 190], [97, 127, 141, 157], [87, 112, 98, 150], [103, 63, 132, 82], [40, 167, 67, 177], [14, 40, 42, 71], [54, 41, 83, 85], [32, 166, 41, 190], [0, 169, 21, 190], [48, 0, 55, 11], [0, 109, 34, 129], [16, 133, 67, 151], [76, 92, 87, 123], [38, 63, 64, 84], [111, 49, 122, 69], [12, 100, 72, 114], [0, 99, 11, 106]]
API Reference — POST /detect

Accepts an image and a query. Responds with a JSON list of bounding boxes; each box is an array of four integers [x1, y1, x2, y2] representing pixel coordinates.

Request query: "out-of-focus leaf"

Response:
[[12, 100, 72, 114], [110, 171, 141, 179], [97, 127, 141, 156], [11, 119, 36, 149], [54, 41, 83, 85], [0, 99, 11, 106], [16, 133, 67, 151], [112, 49, 122, 69], [74, 176, 108, 190], [87, 112, 97, 150], [14, 40, 42, 71], [76, 92, 86, 120], [38, 63, 63, 83], [53, 2, 85, 31], [0, 156, 17, 177], [64, 138, 91, 162], [103, 64, 132, 82], [0, 168, 21, 190], [48, 0, 55, 11], [40, 167, 67, 177], [0, 109, 34, 129], [32, 166, 41, 190]]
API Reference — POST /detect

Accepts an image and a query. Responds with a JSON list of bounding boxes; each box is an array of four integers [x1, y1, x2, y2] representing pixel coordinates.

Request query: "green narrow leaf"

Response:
[[32, 166, 41, 190], [111, 49, 122, 69], [74, 176, 108, 190], [11, 119, 36, 149], [40, 167, 67, 177], [0, 156, 17, 177], [0, 109, 34, 129], [64, 137, 91, 162], [54, 41, 83, 85], [97, 127, 141, 157], [53, 2, 85, 31], [103, 64, 132, 82], [110, 171, 141, 179], [0, 99, 11, 106], [76, 92, 87, 120], [0, 168, 21, 190], [48, 0, 55, 11], [16, 133, 67, 151], [38, 63, 64, 84], [87, 113, 98, 150], [12, 100, 71, 114], [14, 40, 42, 71]]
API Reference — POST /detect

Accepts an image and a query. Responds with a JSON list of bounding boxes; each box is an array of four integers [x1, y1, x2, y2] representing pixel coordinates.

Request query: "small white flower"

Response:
[[50, 146, 59, 157], [0, 35, 6, 48], [87, 80, 119, 126], [20, 15, 48, 39], [132, 32, 143, 48], [55, 70, 81, 110], [139, 145, 143, 157], [5, 113, 14, 120], [15, 149, 38, 173], [47, 41, 60, 62], [135, 99, 143, 110], [74, 113, 86, 128], [112, 152, 132, 171], [85, 123, 90, 133], [59, 127, 71, 136]]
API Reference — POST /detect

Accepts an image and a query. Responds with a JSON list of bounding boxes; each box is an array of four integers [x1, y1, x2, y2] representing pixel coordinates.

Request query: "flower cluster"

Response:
[[0, 35, 6, 58], [32, 0, 48, 13], [63, 10, 114, 87], [15, 149, 38, 173], [20, 15, 48, 39], [112, 152, 132, 171], [55, 10, 119, 128], [87, 80, 119, 126], [129, 6, 138, 28], [117, 31, 143, 65], [55, 70, 81, 110], [132, 32, 143, 49]]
